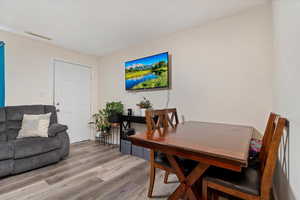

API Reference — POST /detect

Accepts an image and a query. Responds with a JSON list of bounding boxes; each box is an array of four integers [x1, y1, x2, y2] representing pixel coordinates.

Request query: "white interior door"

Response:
[[54, 60, 91, 143]]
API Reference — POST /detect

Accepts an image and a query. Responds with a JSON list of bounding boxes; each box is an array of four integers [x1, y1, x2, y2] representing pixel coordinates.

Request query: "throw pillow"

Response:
[[18, 113, 51, 138]]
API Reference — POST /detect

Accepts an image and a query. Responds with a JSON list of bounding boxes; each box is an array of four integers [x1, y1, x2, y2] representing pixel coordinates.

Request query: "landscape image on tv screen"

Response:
[[125, 52, 169, 90]]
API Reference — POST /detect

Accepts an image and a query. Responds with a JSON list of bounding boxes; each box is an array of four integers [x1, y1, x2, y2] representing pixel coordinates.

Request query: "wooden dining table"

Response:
[[129, 121, 254, 200]]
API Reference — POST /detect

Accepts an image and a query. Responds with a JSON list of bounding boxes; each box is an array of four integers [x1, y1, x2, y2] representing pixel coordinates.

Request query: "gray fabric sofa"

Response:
[[0, 105, 70, 178]]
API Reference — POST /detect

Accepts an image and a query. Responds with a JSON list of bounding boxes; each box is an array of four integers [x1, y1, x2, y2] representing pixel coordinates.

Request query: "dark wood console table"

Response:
[[119, 115, 146, 152]]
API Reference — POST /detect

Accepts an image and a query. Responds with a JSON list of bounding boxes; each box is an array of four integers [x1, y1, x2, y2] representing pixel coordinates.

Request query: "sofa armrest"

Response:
[[56, 131, 70, 159], [48, 123, 68, 137]]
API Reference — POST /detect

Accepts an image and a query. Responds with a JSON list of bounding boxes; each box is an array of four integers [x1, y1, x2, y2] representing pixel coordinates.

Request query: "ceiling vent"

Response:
[[24, 31, 52, 41]]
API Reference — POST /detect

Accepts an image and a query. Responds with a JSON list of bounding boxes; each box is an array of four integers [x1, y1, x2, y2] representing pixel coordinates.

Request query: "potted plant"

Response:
[[89, 109, 111, 137], [136, 97, 152, 116], [105, 101, 124, 123]]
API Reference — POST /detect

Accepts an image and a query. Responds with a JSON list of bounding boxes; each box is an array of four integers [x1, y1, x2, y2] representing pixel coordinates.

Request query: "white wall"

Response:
[[98, 4, 274, 132], [273, 0, 300, 199], [0, 30, 99, 139]]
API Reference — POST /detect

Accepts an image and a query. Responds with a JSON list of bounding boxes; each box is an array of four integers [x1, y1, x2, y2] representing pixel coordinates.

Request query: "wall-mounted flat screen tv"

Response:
[[125, 52, 169, 90]]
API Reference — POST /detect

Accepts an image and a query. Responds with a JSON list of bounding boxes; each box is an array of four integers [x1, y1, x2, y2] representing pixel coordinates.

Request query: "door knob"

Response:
[[56, 109, 60, 112], [56, 102, 60, 106]]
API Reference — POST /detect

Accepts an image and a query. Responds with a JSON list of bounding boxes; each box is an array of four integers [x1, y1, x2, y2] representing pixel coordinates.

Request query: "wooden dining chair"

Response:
[[202, 114, 288, 200], [145, 109, 169, 136], [145, 108, 179, 198], [165, 108, 179, 128], [259, 112, 278, 172], [248, 113, 278, 168]]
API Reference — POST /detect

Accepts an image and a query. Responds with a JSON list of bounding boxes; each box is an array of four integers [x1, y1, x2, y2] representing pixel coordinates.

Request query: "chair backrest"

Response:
[[145, 109, 168, 136], [259, 113, 279, 172], [145, 108, 178, 136], [165, 108, 179, 128], [260, 116, 288, 199]]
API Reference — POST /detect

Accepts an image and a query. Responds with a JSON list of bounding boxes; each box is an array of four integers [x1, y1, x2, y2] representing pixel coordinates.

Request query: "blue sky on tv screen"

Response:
[[125, 52, 168, 68]]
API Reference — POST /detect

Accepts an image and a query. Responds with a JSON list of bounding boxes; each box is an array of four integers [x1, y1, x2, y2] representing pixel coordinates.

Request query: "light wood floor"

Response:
[[0, 141, 181, 200]]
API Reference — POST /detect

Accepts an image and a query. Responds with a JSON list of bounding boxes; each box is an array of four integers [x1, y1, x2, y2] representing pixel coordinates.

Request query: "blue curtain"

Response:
[[0, 42, 5, 107]]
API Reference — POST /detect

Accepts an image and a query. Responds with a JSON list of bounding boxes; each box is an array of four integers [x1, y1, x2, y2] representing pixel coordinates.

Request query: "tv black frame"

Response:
[[125, 52, 170, 91]]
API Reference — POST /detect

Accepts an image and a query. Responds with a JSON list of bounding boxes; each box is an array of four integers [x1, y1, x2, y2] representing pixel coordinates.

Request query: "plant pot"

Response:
[[95, 131, 101, 138], [108, 113, 121, 123], [140, 108, 146, 116], [105, 126, 111, 133]]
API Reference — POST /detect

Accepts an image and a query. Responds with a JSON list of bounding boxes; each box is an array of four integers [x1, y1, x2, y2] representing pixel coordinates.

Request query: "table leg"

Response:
[[166, 155, 209, 200], [168, 184, 186, 200]]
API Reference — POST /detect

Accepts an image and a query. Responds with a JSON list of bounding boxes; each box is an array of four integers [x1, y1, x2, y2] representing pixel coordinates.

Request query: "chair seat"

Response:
[[154, 152, 171, 168], [204, 166, 261, 196], [155, 152, 198, 175]]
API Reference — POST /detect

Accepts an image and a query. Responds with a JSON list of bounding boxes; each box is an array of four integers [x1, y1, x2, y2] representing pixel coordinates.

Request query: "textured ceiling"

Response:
[[0, 0, 268, 56]]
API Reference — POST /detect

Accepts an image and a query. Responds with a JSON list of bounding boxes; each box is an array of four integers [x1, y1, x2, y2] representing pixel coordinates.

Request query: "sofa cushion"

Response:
[[13, 150, 61, 174], [0, 141, 14, 160], [0, 159, 14, 177], [0, 108, 5, 122], [6, 105, 45, 121], [5, 129, 19, 141], [14, 137, 61, 159], [0, 131, 6, 142], [0, 108, 6, 141], [0, 122, 6, 132]]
